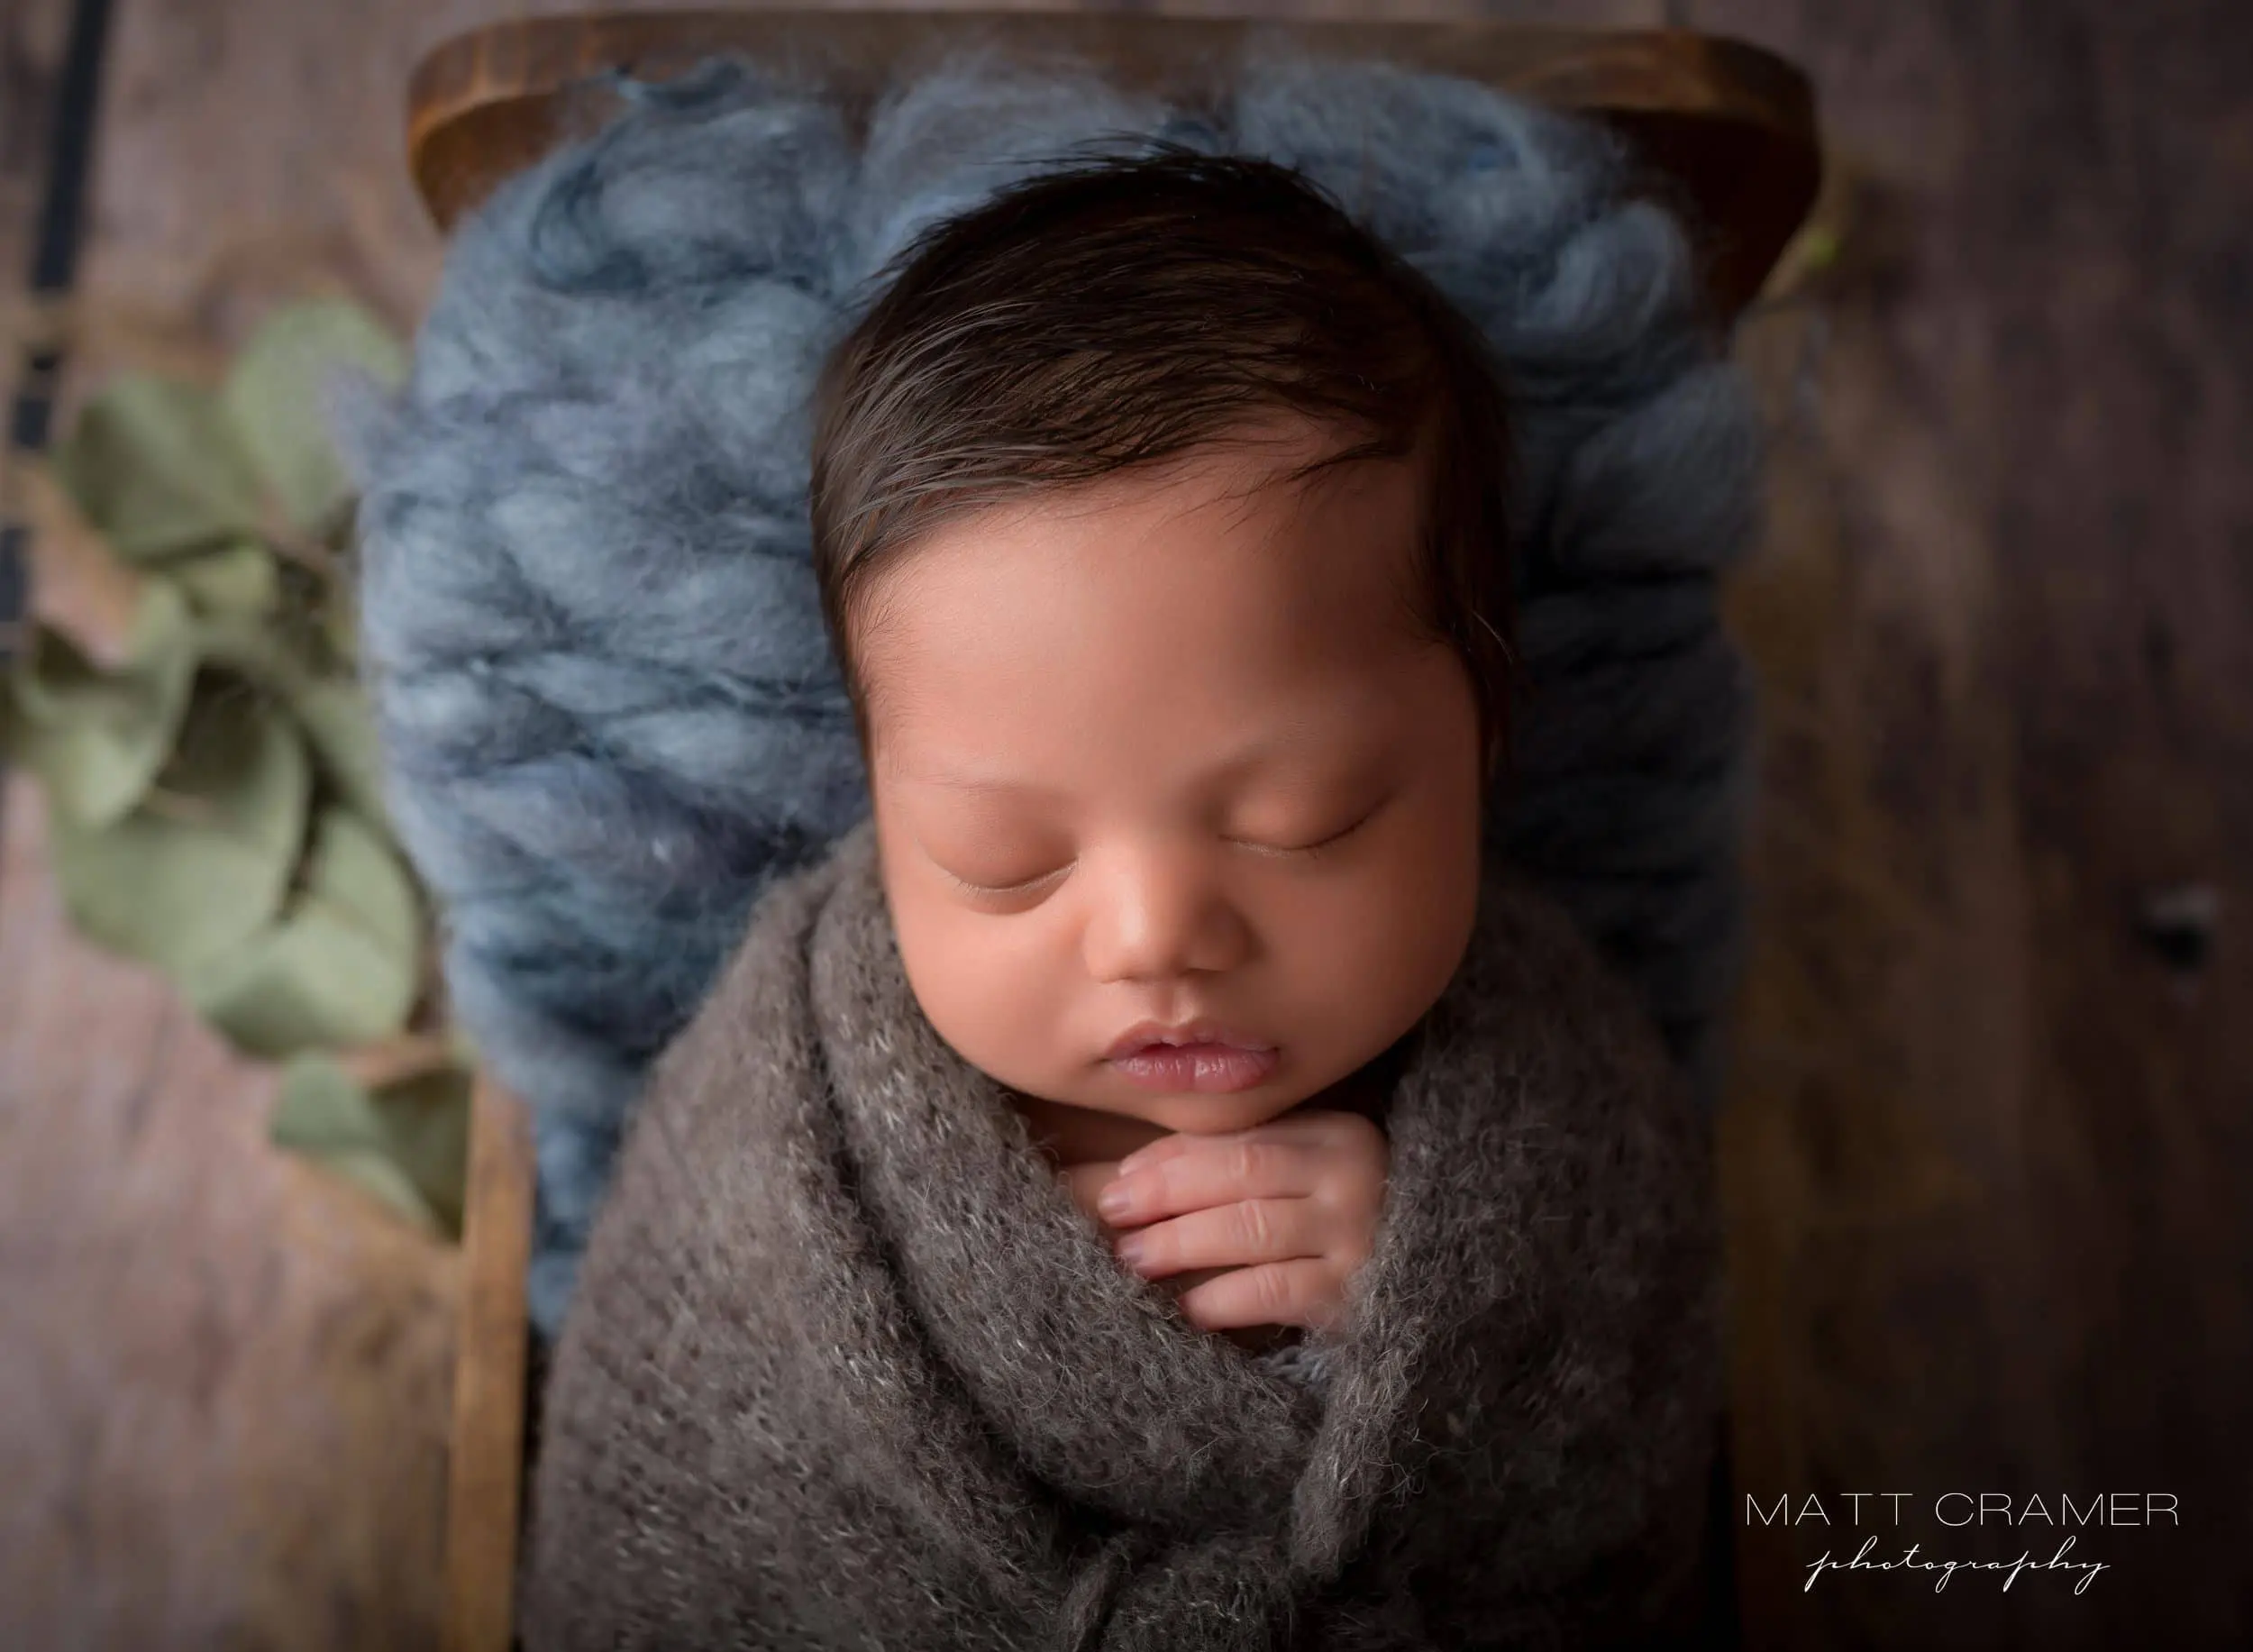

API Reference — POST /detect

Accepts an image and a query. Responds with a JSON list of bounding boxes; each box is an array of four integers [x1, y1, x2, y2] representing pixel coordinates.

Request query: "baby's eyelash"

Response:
[[944, 802, 1386, 897], [945, 862, 1074, 899], [1235, 803, 1382, 861]]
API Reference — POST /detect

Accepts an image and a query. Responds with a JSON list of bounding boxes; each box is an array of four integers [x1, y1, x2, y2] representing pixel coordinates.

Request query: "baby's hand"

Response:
[[1093, 1109, 1389, 1336]]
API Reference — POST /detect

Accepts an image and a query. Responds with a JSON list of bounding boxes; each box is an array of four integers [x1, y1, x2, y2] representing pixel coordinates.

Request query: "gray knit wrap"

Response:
[[521, 815, 1722, 1647], [344, 48, 1762, 1337]]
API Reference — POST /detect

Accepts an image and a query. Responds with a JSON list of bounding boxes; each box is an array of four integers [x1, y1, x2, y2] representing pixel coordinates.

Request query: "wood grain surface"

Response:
[[0, 0, 71, 307], [442, 1080, 534, 1652], [1693, 2, 2252, 1646], [4, 0, 2247, 1648], [399, 10, 1815, 317], [0, 762, 460, 1646]]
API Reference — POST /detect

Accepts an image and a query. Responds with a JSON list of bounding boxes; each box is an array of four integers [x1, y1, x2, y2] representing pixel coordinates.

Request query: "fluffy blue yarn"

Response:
[[344, 47, 1763, 1340]]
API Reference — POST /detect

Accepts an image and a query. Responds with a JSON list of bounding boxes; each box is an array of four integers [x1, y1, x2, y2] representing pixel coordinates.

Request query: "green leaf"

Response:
[[0, 580, 199, 828], [271, 1051, 384, 1147], [189, 807, 420, 1058], [270, 1053, 470, 1239], [269, 1055, 435, 1236], [47, 373, 266, 561], [276, 1074, 442, 1233], [221, 298, 406, 540], [317, 566, 360, 669], [184, 606, 388, 817], [444, 1021, 481, 1067], [308, 1147, 445, 1234], [181, 619, 390, 820], [369, 1064, 472, 1238], [172, 539, 281, 618], [45, 682, 312, 977], [288, 678, 390, 823], [189, 609, 309, 694]]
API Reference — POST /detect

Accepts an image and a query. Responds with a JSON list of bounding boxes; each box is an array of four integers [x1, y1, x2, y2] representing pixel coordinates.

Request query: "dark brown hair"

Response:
[[808, 146, 1519, 786]]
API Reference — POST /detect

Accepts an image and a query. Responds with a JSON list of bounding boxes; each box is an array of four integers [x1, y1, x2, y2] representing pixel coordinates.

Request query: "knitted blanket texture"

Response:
[[520, 818, 1723, 1650], [343, 45, 1764, 1339]]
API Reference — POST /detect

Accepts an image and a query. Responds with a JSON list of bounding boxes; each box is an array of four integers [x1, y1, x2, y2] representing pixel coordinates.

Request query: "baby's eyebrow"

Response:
[[907, 769, 1063, 796], [897, 727, 1352, 798]]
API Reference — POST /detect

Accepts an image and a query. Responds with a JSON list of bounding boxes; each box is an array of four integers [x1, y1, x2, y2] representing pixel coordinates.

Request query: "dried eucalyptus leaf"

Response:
[[173, 539, 281, 618], [47, 374, 266, 561], [298, 805, 418, 957], [271, 1051, 375, 1146], [1, 581, 198, 828], [288, 678, 389, 822], [318, 571, 360, 669], [186, 621, 391, 820], [189, 808, 420, 1057], [369, 1064, 471, 1239], [270, 1054, 443, 1235], [190, 611, 308, 696], [47, 687, 312, 976], [221, 299, 407, 540], [306, 1147, 445, 1237], [166, 676, 313, 867]]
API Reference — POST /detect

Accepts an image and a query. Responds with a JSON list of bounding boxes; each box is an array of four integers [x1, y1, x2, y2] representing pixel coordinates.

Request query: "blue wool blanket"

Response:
[[344, 45, 1762, 1338]]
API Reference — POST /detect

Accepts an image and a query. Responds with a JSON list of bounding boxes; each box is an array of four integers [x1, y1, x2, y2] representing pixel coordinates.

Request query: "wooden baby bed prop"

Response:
[[409, 11, 1819, 323], [410, 14, 1820, 1650], [442, 1077, 535, 1652]]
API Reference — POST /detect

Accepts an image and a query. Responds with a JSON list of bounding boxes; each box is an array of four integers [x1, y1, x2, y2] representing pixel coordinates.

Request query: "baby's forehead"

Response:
[[865, 614, 1438, 809], [852, 424, 1444, 772]]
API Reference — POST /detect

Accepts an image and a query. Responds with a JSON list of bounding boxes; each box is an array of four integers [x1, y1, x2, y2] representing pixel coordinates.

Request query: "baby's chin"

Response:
[[1099, 1089, 1306, 1136], [1031, 1070, 1338, 1136]]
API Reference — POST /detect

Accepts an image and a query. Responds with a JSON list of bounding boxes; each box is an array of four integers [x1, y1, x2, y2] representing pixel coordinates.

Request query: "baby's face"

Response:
[[861, 419, 1483, 1136]]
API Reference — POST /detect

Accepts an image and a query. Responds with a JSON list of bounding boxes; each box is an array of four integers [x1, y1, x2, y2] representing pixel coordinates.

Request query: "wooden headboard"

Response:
[[406, 11, 1820, 320]]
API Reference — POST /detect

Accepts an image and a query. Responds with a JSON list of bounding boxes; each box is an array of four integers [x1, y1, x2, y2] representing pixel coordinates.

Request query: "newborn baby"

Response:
[[520, 145, 1721, 1648], [862, 417, 1476, 1361], [824, 150, 1514, 1368]]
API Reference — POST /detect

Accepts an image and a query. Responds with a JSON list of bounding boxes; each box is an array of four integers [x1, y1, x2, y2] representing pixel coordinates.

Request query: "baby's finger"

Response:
[[1173, 1258, 1340, 1334], [1112, 1132, 1195, 1179], [1115, 1196, 1317, 1280], [1102, 1133, 1317, 1226], [1113, 1107, 1374, 1181]]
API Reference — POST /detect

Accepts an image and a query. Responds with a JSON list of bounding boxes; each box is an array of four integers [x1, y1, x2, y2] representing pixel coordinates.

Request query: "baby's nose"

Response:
[[1079, 849, 1251, 983]]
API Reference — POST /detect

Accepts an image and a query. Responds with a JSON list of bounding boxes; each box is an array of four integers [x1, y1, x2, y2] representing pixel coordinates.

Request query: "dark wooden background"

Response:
[[2, 1, 2245, 1647]]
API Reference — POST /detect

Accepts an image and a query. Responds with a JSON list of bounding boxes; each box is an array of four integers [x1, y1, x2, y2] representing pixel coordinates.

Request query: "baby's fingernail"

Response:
[[1114, 1235, 1145, 1266], [1097, 1183, 1132, 1218]]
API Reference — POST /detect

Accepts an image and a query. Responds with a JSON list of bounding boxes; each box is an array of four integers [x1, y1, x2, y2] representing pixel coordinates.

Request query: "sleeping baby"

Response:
[[518, 145, 1724, 1649]]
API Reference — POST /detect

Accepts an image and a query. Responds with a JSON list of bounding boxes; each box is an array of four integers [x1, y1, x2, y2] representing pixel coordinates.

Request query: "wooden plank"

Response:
[[0, 5, 465, 1636], [1694, 0, 2253, 1646], [0, 0, 76, 653], [401, 9, 1815, 318], [62, 0, 1671, 354], [443, 1080, 535, 1652], [0, 0, 74, 297], [0, 765, 462, 1647], [0, 104, 460, 1619]]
